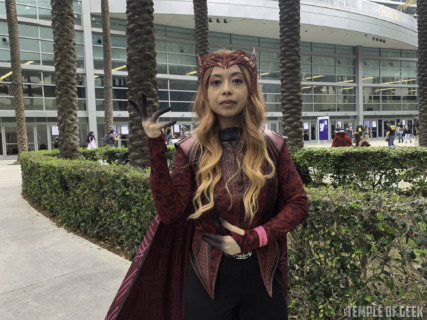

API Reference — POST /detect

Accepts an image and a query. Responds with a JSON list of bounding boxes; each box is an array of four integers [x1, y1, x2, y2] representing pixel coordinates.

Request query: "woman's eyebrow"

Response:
[[210, 72, 244, 78]]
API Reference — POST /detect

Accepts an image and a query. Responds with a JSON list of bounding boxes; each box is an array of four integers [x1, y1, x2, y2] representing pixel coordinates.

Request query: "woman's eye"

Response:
[[232, 78, 243, 84], [210, 79, 221, 86]]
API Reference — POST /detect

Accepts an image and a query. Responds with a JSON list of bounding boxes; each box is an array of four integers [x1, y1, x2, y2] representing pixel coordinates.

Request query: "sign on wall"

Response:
[[318, 116, 329, 141]]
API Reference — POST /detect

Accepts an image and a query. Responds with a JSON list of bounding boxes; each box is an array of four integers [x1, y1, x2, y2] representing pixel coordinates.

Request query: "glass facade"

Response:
[[0, 0, 419, 156]]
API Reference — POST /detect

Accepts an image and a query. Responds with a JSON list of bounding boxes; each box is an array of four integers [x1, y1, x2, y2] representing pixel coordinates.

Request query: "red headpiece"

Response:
[[197, 49, 257, 100]]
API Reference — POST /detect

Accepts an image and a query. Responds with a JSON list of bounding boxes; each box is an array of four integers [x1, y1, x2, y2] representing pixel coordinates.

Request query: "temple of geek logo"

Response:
[[346, 305, 423, 318]]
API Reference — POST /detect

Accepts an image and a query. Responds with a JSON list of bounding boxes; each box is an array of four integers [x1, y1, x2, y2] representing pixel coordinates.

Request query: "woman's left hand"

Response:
[[201, 218, 245, 255]]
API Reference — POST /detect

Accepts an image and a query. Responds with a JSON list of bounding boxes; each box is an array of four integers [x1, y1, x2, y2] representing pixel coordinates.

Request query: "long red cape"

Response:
[[105, 214, 194, 320], [106, 213, 288, 320]]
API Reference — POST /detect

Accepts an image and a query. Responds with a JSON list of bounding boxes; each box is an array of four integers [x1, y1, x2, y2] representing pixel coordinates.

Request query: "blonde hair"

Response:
[[189, 49, 275, 224]]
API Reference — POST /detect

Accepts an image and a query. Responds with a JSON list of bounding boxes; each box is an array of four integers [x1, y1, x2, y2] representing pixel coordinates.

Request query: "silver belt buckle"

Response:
[[233, 251, 252, 260]]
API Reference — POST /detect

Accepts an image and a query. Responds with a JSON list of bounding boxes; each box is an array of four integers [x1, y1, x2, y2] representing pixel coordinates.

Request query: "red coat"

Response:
[[332, 132, 353, 147], [106, 129, 308, 320]]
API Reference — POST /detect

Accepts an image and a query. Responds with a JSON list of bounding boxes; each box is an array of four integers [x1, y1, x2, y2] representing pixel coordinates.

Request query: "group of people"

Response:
[[335, 122, 370, 142], [165, 126, 191, 145], [384, 118, 419, 147], [332, 127, 370, 148], [85, 130, 121, 149], [332, 117, 420, 148]]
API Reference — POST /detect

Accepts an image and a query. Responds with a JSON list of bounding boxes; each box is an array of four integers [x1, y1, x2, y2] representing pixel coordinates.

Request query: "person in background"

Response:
[[332, 129, 353, 147], [181, 125, 190, 138], [87, 131, 97, 149], [347, 122, 353, 140], [53, 137, 59, 149], [396, 122, 404, 143], [403, 125, 412, 143], [385, 121, 395, 147], [353, 132, 370, 147], [356, 122, 363, 136], [364, 126, 370, 143], [107, 129, 120, 147], [165, 127, 173, 145]]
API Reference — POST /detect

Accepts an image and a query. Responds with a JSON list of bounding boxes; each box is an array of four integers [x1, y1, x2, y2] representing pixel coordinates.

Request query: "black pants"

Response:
[[184, 254, 287, 320]]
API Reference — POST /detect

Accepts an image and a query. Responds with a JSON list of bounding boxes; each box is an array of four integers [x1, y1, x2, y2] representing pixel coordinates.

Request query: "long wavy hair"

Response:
[[353, 132, 361, 147], [189, 49, 275, 223]]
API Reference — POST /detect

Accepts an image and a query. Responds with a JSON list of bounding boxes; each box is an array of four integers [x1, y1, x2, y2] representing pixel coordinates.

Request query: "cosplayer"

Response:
[[106, 49, 309, 320], [332, 129, 353, 147]]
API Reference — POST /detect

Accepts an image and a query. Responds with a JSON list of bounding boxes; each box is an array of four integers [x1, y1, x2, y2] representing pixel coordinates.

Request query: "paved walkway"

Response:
[[0, 160, 130, 320]]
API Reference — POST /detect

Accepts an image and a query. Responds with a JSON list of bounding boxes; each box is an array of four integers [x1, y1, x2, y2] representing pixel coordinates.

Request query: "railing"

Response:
[[302, 0, 417, 30], [160, 0, 417, 31]]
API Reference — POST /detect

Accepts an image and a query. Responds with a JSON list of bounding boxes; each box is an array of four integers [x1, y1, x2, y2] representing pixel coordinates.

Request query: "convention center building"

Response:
[[0, 0, 419, 157]]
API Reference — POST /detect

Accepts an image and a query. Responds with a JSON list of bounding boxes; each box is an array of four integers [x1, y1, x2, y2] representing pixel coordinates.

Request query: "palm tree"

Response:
[[102, 0, 114, 136], [193, 0, 210, 58], [418, 0, 426, 146], [5, 0, 28, 157], [51, 0, 80, 159], [278, 0, 304, 148], [126, 0, 158, 167]]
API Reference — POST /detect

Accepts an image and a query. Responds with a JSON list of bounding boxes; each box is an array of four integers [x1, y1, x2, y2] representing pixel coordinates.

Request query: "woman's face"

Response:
[[207, 65, 248, 129]]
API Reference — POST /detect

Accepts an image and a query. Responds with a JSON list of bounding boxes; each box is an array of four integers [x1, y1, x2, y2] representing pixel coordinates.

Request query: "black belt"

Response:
[[223, 250, 253, 260]]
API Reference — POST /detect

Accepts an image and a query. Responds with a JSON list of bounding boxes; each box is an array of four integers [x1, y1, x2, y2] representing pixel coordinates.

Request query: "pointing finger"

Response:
[[151, 107, 173, 121], [128, 99, 145, 119], [159, 120, 177, 130]]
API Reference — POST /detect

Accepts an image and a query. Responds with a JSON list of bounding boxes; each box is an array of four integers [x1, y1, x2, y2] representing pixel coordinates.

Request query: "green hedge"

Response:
[[20, 150, 426, 318], [290, 146, 427, 196], [42, 145, 176, 168], [289, 187, 426, 319], [46, 145, 427, 195], [20, 151, 155, 257]]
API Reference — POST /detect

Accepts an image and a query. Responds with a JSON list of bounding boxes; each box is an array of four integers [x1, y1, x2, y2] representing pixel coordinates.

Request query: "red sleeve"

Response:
[[231, 143, 309, 252], [147, 135, 194, 224]]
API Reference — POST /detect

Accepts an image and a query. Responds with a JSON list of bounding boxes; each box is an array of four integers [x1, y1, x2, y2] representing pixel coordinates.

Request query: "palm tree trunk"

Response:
[[418, 1, 427, 147], [278, 0, 304, 148], [5, 0, 28, 157], [193, 0, 210, 58], [51, 0, 80, 159], [102, 0, 114, 135], [126, 0, 158, 168]]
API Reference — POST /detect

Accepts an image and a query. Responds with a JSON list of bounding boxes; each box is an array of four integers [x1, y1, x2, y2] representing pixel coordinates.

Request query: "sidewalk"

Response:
[[0, 160, 130, 320]]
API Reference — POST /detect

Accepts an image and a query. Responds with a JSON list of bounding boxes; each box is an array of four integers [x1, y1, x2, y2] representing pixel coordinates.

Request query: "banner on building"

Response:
[[318, 116, 329, 141]]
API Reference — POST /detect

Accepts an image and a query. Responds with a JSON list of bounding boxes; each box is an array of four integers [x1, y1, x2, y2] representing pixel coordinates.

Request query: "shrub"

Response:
[[288, 187, 426, 319], [20, 151, 155, 257], [42, 145, 176, 168], [289, 147, 427, 196]]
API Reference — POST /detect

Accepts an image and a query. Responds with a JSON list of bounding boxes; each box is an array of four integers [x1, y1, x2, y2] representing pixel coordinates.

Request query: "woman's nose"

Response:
[[222, 81, 232, 95]]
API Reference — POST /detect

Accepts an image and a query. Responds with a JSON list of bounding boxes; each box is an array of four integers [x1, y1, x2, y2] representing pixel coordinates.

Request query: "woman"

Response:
[[353, 132, 370, 147], [397, 122, 404, 143], [87, 131, 96, 149], [107, 49, 309, 320], [364, 126, 370, 143], [403, 125, 412, 143]]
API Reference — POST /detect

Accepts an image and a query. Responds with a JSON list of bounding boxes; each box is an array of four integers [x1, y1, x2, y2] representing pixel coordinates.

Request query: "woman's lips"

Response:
[[220, 100, 235, 106]]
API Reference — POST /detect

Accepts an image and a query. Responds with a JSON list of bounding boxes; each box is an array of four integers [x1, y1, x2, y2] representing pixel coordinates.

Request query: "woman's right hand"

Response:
[[129, 94, 176, 138]]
